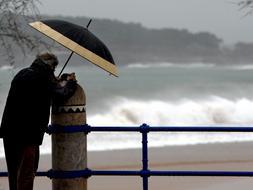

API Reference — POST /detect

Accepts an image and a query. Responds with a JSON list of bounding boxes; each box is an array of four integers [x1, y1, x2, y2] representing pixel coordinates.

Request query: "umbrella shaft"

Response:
[[58, 51, 74, 77]]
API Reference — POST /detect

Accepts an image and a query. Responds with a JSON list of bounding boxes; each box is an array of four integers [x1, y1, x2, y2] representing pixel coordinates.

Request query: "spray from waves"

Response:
[[228, 64, 253, 71], [0, 65, 14, 71], [88, 96, 253, 126], [84, 96, 253, 151], [2, 96, 253, 157], [127, 62, 216, 69]]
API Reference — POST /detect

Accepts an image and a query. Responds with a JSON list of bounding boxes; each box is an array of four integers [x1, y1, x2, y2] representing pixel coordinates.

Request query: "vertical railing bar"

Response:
[[143, 177, 148, 190], [142, 132, 148, 170], [141, 124, 149, 190]]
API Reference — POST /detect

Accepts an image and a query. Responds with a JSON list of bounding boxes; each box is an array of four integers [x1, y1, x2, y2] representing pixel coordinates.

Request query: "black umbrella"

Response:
[[29, 19, 118, 77]]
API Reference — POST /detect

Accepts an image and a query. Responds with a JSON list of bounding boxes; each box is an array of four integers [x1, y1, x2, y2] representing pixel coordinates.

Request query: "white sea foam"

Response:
[[127, 62, 216, 69], [228, 64, 253, 71], [0, 65, 14, 71], [76, 96, 253, 151], [88, 96, 253, 126], [1, 96, 253, 157]]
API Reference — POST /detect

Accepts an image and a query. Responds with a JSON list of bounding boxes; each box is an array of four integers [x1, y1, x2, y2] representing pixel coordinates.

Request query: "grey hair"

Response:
[[37, 52, 58, 66]]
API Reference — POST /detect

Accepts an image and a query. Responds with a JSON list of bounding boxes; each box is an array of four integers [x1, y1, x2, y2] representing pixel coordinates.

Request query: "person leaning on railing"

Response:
[[0, 52, 77, 190]]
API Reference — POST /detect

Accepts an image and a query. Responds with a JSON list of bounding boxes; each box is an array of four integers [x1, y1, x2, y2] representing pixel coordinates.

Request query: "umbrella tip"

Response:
[[86, 19, 92, 29]]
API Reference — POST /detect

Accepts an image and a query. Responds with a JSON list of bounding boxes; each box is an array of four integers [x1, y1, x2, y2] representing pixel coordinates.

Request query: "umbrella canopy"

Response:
[[29, 19, 118, 77]]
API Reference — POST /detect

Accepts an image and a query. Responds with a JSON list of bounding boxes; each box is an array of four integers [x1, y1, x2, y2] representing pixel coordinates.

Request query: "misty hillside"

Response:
[[2, 15, 253, 66], [43, 15, 223, 64]]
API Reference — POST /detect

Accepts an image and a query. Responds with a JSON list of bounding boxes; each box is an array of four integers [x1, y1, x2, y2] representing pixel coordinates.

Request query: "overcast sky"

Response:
[[38, 0, 253, 44]]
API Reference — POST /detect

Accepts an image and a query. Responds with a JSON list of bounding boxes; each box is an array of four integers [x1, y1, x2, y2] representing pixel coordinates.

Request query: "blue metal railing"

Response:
[[2, 124, 253, 190]]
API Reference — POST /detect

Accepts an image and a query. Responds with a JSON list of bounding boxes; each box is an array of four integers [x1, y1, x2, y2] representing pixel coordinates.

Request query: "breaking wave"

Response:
[[83, 96, 253, 151], [88, 96, 253, 126], [228, 64, 253, 71], [1, 96, 253, 157], [127, 62, 216, 69]]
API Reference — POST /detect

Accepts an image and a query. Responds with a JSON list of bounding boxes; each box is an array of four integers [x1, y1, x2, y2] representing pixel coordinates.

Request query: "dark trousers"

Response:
[[3, 139, 39, 190]]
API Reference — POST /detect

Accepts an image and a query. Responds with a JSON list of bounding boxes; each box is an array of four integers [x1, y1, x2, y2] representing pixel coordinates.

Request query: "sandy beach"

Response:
[[1, 141, 253, 189]]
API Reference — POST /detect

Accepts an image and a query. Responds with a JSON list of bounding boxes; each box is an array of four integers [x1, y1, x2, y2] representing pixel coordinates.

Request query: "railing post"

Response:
[[51, 84, 87, 190], [141, 124, 150, 190]]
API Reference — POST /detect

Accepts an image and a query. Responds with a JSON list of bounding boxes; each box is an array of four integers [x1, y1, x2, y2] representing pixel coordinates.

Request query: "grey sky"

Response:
[[38, 0, 253, 44]]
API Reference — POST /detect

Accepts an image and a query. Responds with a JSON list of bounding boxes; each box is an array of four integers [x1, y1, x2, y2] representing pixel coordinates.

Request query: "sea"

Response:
[[1, 57, 253, 157]]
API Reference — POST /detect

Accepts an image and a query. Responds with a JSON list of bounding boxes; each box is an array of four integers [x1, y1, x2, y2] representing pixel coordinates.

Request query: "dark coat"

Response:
[[0, 59, 77, 145]]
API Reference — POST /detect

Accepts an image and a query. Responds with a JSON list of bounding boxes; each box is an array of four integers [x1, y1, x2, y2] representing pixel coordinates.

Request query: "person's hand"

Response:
[[55, 76, 61, 81], [67, 72, 76, 81]]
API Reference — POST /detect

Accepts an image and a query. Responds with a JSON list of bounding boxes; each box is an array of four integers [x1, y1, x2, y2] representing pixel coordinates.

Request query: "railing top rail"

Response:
[[47, 124, 253, 134]]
